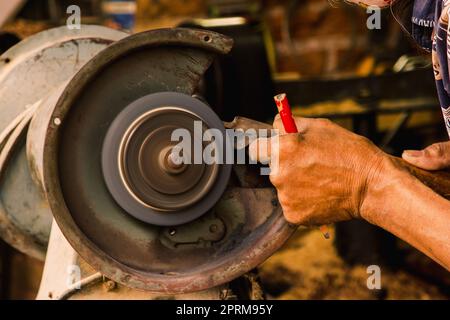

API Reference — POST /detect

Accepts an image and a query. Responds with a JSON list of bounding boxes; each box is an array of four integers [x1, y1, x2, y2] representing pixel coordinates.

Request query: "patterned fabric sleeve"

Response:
[[432, 0, 450, 136]]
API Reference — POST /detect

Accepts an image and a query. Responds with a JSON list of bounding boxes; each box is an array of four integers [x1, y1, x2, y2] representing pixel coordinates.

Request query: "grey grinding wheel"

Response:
[[101, 92, 232, 226], [41, 28, 295, 294]]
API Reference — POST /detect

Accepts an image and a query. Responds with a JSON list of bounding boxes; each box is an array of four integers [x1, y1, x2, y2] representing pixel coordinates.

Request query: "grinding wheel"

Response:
[[102, 92, 231, 226], [37, 28, 295, 294]]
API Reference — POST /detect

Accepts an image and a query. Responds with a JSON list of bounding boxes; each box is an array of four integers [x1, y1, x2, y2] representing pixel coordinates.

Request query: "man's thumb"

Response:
[[402, 142, 450, 170]]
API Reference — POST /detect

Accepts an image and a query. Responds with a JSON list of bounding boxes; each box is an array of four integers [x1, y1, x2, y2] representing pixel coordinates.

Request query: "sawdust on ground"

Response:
[[259, 227, 449, 300]]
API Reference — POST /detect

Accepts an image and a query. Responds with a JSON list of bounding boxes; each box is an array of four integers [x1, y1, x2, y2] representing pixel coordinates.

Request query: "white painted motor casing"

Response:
[[0, 26, 127, 260]]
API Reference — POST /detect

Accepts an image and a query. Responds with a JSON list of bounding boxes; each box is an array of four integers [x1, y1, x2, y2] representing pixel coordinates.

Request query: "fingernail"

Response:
[[403, 150, 423, 157]]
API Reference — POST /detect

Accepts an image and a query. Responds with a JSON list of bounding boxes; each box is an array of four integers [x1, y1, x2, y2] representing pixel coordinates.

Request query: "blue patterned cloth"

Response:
[[410, 0, 450, 136]]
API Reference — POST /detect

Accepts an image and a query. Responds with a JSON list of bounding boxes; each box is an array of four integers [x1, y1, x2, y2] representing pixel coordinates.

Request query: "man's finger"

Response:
[[402, 142, 450, 170], [248, 137, 272, 164], [273, 114, 311, 134]]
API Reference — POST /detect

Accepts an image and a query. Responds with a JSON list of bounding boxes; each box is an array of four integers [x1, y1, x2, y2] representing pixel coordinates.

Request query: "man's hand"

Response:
[[248, 116, 450, 270], [402, 141, 450, 170], [248, 116, 391, 226]]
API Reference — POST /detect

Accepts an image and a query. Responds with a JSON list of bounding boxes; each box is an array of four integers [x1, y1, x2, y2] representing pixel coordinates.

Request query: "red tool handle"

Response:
[[273, 93, 330, 239], [274, 93, 298, 133]]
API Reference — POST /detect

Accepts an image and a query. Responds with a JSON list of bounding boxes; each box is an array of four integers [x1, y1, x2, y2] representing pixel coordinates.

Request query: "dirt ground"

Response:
[[259, 226, 450, 300]]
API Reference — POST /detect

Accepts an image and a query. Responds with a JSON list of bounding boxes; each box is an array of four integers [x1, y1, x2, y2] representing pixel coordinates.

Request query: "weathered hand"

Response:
[[248, 116, 391, 226], [402, 141, 450, 170]]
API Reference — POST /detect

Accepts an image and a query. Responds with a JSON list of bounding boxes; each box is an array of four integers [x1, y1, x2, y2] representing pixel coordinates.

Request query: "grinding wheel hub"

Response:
[[102, 92, 231, 226]]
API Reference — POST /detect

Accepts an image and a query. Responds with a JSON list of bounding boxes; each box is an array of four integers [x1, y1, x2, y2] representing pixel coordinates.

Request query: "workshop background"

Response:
[[0, 0, 449, 300]]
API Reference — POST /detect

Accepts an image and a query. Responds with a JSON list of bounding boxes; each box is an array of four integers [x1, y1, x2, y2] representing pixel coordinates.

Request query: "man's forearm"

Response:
[[361, 158, 450, 270]]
